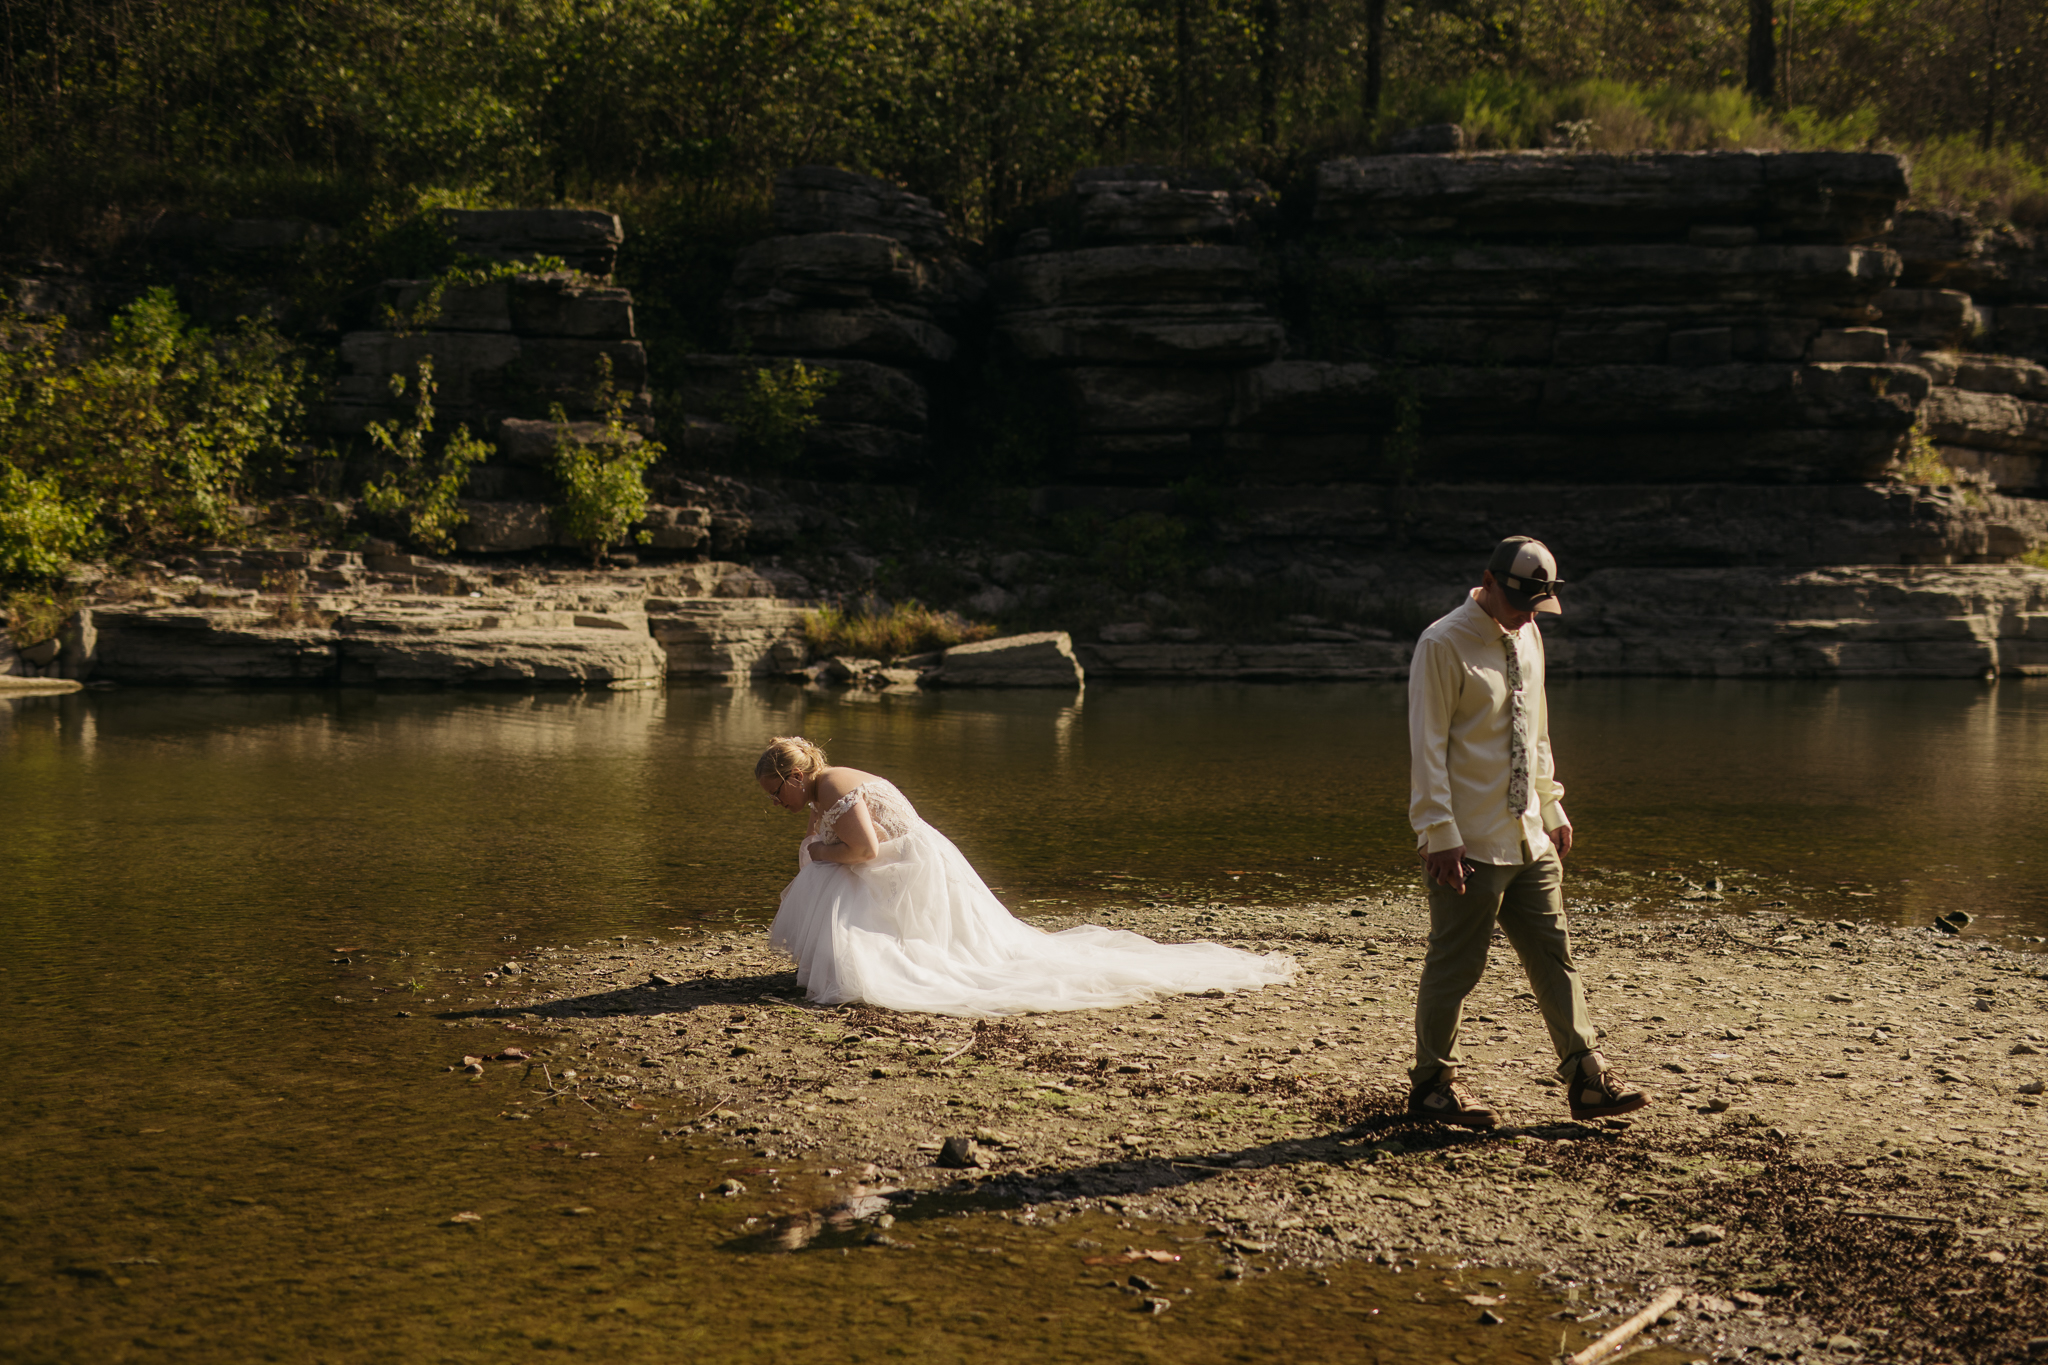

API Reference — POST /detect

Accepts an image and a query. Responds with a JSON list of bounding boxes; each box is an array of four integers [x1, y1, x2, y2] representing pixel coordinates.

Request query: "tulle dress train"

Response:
[[769, 779, 1294, 1017]]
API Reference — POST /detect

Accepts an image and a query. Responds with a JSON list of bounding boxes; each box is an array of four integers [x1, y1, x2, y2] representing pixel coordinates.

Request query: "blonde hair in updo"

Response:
[[756, 735, 827, 784]]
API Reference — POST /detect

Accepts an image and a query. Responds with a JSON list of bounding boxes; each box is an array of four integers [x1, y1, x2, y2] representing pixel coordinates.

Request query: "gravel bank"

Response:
[[453, 895, 2048, 1363]]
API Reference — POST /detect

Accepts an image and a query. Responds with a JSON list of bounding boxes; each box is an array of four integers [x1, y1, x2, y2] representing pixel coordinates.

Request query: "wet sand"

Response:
[[454, 894, 2048, 1363]]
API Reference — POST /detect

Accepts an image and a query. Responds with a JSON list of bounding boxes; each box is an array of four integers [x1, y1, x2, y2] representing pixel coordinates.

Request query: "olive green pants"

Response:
[[1411, 845, 1599, 1086]]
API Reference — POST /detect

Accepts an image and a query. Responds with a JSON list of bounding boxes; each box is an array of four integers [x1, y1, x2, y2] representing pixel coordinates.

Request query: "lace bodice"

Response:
[[816, 779, 919, 844]]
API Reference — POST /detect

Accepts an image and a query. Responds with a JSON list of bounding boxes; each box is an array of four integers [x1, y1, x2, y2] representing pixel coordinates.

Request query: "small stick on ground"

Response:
[[1840, 1208, 1958, 1226], [1567, 1286, 1685, 1365]]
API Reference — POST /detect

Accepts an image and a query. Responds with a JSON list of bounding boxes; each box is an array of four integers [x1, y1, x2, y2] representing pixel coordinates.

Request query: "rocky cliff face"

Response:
[[994, 152, 1930, 487], [1874, 209, 2048, 494]]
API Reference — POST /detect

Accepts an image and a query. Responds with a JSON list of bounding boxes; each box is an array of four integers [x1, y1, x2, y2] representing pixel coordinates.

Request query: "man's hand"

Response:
[[1423, 846, 1469, 894], [1552, 823, 1574, 859]]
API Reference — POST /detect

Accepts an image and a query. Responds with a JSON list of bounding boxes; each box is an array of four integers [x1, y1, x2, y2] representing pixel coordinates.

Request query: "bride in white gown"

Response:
[[757, 736, 1294, 1016]]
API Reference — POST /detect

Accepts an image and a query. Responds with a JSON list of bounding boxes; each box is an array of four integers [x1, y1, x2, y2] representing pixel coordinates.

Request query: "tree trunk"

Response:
[[1363, 0, 1385, 134], [1176, 0, 1191, 155], [1255, 0, 1279, 146], [1745, 0, 1776, 106], [1982, 0, 2003, 150]]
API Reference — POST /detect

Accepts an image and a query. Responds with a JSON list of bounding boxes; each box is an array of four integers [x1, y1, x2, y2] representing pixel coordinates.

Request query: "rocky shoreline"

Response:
[[443, 893, 2048, 1364], [5, 536, 2046, 688]]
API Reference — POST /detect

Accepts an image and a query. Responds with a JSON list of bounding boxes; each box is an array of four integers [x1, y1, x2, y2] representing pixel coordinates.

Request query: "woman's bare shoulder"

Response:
[[813, 767, 883, 803]]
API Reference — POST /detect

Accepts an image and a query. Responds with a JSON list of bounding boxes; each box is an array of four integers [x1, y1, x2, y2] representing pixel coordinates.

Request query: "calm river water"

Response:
[[2, 677, 2042, 1363]]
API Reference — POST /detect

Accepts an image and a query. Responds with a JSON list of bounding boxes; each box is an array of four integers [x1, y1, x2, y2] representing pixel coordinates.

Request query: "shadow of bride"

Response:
[[438, 970, 809, 1023]]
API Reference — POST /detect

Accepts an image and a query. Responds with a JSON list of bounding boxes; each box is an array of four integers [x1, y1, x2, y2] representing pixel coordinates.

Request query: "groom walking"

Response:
[[1403, 536, 1647, 1129]]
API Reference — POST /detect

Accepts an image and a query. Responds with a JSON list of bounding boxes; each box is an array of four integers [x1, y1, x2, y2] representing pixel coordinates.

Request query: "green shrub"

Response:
[[0, 291, 303, 558], [3, 588, 84, 649], [382, 254, 572, 334], [1893, 426, 1960, 487], [359, 360, 490, 553], [802, 601, 998, 659], [551, 356, 663, 563], [727, 361, 838, 468], [0, 465, 101, 581]]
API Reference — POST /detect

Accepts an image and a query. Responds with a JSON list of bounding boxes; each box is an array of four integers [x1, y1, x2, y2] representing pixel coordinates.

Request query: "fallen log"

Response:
[[1567, 1286, 1686, 1365]]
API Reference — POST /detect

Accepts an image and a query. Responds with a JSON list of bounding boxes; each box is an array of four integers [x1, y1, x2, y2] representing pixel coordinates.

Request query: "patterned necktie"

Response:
[[1504, 629, 1530, 815]]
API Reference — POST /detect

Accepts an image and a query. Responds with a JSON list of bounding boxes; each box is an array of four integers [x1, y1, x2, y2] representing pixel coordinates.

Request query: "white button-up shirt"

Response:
[[1408, 589, 1569, 865]]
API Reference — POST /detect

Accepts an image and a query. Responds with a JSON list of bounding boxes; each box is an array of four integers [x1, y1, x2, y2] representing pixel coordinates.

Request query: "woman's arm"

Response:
[[809, 788, 881, 865]]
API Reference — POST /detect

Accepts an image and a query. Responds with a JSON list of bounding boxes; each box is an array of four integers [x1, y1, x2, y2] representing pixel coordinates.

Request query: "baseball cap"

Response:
[[1487, 536, 1564, 615]]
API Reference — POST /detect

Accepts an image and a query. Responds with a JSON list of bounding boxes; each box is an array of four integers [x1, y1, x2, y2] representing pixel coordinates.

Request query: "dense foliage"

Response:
[[0, 289, 303, 574], [3, 0, 2044, 243]]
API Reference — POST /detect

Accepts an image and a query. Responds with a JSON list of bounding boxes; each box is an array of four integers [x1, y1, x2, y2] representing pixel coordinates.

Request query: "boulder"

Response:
[[772, 166, 952, 252], [1312, 151, 1908, 243], [930, 632, 1084, 687], [442, 209, 624, 277]]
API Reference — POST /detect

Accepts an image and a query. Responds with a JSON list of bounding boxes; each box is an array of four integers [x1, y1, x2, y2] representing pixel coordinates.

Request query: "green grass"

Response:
[[802, 601, 998, 661], [1373, 74, 2047, 224]]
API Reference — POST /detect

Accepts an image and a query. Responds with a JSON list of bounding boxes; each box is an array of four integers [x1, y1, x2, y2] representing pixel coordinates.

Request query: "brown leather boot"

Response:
[[1408, 1075, 1499, 1129], [1567, 1053, 1649, 1120]]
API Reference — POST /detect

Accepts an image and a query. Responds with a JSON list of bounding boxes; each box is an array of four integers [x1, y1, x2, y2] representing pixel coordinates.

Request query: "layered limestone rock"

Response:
[[44, 550, 811, 687], [1071, 565, 2048, 681], [1310, 150, 1908, 243], [331, 271, 646, 440], [928, 632, 1084, 688], [682, 168, 985, 476], [991, 152, 1925, 485], [323, 212, 651, 551], [646, 598, 811, 680], [1915, 352, 2048, 491], [1547, 564, 2048, 677], [1214, 480, 2048, 567], [1875, 210, 2048, 493]]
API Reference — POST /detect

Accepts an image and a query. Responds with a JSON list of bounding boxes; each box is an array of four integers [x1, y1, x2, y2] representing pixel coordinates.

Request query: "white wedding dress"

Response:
[[769, 779, 1295, 1016]]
